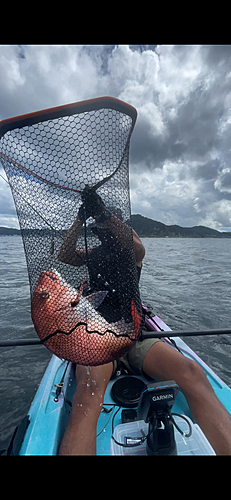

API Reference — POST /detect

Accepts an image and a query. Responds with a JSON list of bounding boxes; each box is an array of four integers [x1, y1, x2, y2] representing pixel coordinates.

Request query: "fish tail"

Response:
[[131, 300, 142, 338]]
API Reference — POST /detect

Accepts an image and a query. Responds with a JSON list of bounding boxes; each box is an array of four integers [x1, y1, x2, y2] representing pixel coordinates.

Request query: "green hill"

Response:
[[0, 226, 21, 235], [0, 216, 231, 238], [131, 214, 231, 238]]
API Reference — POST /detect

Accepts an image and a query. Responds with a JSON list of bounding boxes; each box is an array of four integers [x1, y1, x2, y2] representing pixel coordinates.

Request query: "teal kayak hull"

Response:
[[18, 314, 231, 455]]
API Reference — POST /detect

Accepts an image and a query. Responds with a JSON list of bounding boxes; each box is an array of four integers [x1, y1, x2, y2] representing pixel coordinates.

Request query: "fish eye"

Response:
[[41, 289, 49, 299]]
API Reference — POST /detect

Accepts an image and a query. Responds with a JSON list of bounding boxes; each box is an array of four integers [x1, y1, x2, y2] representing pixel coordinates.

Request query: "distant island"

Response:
[[0, 214, 231, 238], [0, 227, 21, 235], [130, 214, 231, 238]]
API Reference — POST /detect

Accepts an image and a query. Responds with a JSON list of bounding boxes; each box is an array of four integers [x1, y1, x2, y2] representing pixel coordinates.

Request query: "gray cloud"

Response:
[[0, 45, 231, 230]]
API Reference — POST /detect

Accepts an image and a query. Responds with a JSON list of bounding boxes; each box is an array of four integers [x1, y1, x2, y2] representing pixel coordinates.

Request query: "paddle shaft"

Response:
[[0, 327, 231, 347], [140, 327, 231, 340], [0, 339, 42, 347]]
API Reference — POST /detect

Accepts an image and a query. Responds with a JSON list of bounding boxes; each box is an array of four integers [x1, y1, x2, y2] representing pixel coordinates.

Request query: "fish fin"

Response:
[[71, 277, 86, 307], [131, 300, 142, 337], [85, 290, 108, 309]]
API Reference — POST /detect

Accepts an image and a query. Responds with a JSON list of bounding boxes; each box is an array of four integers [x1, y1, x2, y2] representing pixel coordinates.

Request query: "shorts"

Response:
[[112, 337, 163, 377]]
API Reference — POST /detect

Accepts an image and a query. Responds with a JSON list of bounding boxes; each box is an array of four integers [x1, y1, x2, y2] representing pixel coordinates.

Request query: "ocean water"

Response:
[[140, 238, 231, 386], [0, 235, 231, 451]]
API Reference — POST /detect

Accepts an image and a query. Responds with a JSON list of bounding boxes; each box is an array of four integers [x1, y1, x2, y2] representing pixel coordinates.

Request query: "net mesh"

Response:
[[0, 97, 142, 365]]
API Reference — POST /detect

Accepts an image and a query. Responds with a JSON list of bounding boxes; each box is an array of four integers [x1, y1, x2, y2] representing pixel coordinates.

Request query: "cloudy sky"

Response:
[[0, 44, 231, 231]]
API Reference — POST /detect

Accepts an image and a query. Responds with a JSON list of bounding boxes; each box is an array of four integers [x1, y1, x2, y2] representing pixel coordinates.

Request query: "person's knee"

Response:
[[179, 358, 211, 396]]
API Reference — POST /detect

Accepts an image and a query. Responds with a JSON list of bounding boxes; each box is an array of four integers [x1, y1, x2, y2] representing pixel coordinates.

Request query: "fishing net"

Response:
[[0, 97, 142, 365]]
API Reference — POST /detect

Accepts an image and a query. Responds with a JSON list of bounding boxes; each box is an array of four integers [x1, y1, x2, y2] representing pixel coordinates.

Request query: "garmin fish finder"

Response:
[[137, 380, 179, 455]]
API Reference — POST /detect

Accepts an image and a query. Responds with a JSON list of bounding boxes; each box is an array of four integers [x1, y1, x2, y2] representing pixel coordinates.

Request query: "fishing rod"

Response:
[[0, 147, 125, 197], [1, 328, 231, 347], [0, 169, 56, 232]]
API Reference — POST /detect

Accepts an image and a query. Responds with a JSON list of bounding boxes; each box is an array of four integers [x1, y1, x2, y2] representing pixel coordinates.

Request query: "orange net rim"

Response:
[[0, 96, 137, 139]]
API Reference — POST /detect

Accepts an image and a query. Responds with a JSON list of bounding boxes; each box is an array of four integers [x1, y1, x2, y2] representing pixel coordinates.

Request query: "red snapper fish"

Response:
[[31, 270, 141, 366]]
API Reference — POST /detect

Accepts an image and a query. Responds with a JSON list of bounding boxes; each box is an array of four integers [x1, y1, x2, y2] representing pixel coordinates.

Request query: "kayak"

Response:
[[8, 310, 231, 455], [2, 96, 230, 454]]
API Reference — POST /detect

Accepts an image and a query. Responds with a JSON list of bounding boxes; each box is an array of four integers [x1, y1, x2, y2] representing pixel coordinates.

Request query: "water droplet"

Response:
[[87, 382, 90, 387], [92, 391, 95, 396]]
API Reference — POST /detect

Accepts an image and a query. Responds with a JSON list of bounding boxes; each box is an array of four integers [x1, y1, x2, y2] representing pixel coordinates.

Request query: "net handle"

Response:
[[0, 96, 137, 138]]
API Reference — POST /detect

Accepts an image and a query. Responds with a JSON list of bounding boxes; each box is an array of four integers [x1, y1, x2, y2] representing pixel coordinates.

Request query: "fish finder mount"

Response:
[[137, 380, 179, 455]]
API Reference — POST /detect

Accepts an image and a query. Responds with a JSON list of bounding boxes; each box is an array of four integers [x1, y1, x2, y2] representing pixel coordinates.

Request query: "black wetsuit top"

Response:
[[83, 235, 141, 323]]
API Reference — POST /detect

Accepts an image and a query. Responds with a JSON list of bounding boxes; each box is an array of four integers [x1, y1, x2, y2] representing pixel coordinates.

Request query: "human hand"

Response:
[[81, 185, 106, 220]]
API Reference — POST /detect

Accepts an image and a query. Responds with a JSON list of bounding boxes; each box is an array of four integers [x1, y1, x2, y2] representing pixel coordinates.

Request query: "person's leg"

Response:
[[142, 341, 231, 455], [59, 362, 113, 455]]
